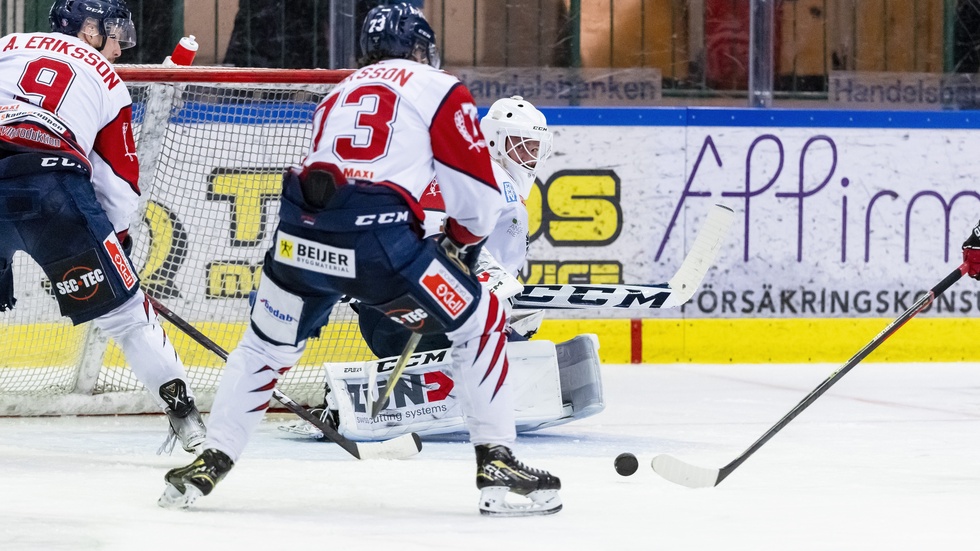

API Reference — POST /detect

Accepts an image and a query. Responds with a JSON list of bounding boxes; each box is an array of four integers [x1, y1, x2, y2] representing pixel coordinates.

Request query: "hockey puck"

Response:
[[614, 452, 638, 476]]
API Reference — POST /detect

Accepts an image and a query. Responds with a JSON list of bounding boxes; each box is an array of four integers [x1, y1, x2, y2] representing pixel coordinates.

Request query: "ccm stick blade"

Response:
[[146, 296, 421, 460], [651, 265, 966, 488], [511, 204, 734, 311]]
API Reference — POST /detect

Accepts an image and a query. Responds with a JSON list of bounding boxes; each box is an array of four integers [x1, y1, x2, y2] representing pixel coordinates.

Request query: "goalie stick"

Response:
[[511, 204, 734, 310], [651, 264, 967, 489], [146, 296, 422, 460], [368, 332, 422, 418]]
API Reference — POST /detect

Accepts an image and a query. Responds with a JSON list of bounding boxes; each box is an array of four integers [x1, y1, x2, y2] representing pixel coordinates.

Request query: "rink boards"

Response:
[[6, 106, 980, 367]]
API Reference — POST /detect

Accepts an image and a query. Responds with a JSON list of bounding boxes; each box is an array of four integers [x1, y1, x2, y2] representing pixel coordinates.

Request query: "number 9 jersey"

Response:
[[303, 57, 501, 244], [0, 31, 139, 234]]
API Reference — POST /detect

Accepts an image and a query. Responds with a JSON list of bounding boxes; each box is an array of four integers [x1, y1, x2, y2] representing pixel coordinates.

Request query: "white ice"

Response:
[[2, 363, 979, 550]]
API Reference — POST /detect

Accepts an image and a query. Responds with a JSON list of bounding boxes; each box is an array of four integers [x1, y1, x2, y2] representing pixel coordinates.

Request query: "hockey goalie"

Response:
[[282, 96, 604, 442]]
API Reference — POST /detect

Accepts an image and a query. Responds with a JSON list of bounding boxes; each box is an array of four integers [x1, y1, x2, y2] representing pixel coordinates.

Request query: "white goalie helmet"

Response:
[[481, 96, 553, 193]]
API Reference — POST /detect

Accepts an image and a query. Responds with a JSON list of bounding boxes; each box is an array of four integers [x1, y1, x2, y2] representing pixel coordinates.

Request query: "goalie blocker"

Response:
[[283, 334, 604, 441]]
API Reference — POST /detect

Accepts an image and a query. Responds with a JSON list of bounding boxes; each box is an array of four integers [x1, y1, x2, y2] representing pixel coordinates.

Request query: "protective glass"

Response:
[[104, 18, 136, 49]]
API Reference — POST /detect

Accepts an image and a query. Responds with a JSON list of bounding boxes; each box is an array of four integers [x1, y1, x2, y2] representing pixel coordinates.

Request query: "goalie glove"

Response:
[[963, 220, 980, 280], [475, 249, 524, 300]]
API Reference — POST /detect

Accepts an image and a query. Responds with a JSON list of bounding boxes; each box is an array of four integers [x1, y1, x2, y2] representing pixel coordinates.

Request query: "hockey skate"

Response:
[[277, 405, 339, 440], [158, 379, 207, 454], [278, 382, 340, 439], [475, 444, 562, 516], [158, 449, 234, 509]]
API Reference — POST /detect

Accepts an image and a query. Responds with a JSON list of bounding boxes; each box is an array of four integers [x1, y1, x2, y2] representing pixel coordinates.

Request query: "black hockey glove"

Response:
[[117, 229, 133, 256], [963, 219, 980, 280], [0, 255, 15, 312], [438, 218, 485, 275], [438, 234, 483, 276]]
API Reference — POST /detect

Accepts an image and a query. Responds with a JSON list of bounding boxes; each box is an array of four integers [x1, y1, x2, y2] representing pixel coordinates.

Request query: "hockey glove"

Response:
[[0, 255, 15, 312], [117, 229, 133, 256], [963, 220, 980, 280], [439, 218, 485, 275]]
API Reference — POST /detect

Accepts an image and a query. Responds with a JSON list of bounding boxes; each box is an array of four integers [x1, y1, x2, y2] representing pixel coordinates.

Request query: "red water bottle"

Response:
[[168, 35, 198, 66]]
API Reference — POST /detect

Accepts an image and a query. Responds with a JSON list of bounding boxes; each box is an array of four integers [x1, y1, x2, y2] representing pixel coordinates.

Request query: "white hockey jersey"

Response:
[[0, 32, 139, 233], [418, 162, 531, 277], [303, 58, 501, 243]]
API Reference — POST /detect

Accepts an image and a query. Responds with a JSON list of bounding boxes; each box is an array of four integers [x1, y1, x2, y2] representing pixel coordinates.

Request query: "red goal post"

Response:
[[0, 66, 376, 416]]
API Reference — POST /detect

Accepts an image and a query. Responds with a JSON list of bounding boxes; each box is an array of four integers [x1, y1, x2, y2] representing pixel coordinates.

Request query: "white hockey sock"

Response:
[[448, 289, 517, 446], [93, 290, 190, 410], [206, 327, 305, 462]]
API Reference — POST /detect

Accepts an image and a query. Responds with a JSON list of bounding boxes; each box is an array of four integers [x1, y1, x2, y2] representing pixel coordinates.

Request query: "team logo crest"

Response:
[[454, 103, 486, 152]]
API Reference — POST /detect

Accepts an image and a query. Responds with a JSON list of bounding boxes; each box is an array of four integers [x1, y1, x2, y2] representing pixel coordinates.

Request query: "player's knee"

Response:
[[236, 325, 305, 367], [92, 291, 153, 339]]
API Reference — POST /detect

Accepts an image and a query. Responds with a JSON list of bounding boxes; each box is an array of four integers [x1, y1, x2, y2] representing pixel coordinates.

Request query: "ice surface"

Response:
[[2, 363, 978, 550]]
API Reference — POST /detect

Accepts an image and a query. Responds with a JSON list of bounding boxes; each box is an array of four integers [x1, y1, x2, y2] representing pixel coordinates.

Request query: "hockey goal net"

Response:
[[0, 67, 376, 415]]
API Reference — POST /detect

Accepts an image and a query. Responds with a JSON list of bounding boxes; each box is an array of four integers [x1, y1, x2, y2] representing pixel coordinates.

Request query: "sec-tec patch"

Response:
[[419, 260, 474, 319], [45, 248, 116, 316]]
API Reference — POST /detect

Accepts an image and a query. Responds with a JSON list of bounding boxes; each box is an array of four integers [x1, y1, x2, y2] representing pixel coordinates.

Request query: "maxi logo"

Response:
[[419, 261, 473, 318], [103, 236, 136, 290], [274, 232, 356, 278], [56, 265, 105, 300], [502, 180, 518, 203], [354, 210, 409, 226]]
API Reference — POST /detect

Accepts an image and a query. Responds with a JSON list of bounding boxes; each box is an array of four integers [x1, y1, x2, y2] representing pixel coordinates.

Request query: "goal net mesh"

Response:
[[0, 67, 371, 415]]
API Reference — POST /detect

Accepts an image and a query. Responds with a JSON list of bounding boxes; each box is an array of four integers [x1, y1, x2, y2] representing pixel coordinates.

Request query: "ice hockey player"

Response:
[[284, 96, 604, 440], [0, 0, 206, 453], [353, 95, 554, 358], [158, 3, 561, 516]]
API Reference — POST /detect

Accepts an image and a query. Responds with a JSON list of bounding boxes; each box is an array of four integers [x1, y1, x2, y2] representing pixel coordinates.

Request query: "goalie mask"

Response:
[[481, 96, 554, 194], [50, 0, 136, 50], [358, 2, 440, 69]]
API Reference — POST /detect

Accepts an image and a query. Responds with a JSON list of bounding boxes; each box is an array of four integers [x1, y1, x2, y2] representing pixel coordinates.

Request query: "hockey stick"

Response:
[[651, 264, 967, 488], [511, 204, 734, 310], [369, 332, 422, 418], [146, 296, 422, 460]]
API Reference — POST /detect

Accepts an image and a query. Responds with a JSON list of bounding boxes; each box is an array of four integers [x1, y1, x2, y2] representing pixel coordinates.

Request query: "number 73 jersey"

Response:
[[303, 58, 502, 242], [0, 32, 139, 233]]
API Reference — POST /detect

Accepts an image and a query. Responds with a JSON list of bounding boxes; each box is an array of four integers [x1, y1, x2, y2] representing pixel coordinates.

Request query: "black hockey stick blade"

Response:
[[651, 264, 967, 488], [147, 296, 422, 460], [369, 332, 422, 418], [511, 204, 734, 311]]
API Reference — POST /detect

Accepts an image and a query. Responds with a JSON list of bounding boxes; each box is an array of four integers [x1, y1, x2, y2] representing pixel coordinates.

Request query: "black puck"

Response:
[[614, 452, 638, 476]]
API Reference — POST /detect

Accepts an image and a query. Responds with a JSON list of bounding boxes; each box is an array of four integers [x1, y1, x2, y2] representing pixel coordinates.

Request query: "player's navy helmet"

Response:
[[359, 2, 439, 68], [50, 0, 136, 49]]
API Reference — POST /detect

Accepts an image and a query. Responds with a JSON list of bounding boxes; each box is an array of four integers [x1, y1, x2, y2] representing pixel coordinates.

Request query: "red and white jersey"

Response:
[[418, 163, 530, 277], [0, 32, 139, 233], [303, 58, 501, 243]]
